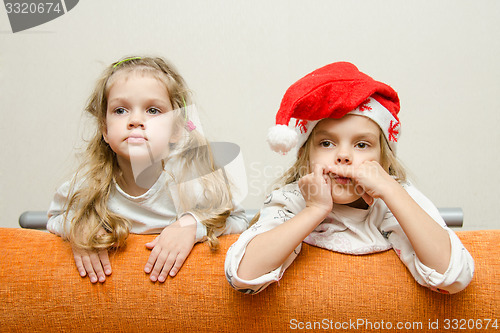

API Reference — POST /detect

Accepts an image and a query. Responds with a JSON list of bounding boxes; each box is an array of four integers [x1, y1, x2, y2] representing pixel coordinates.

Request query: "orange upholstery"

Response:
[[0, 228, 498, 332]]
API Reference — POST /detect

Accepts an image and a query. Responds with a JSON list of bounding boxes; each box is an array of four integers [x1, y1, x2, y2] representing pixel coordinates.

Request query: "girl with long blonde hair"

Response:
[[48, 56, 247, 283]]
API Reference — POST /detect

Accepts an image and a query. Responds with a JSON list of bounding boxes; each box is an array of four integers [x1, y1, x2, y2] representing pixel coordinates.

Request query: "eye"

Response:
[[320, 141, 334, 148], [356, 142, 369, 149], [113, 107, 127, 115], [147, 107, 161, 115]]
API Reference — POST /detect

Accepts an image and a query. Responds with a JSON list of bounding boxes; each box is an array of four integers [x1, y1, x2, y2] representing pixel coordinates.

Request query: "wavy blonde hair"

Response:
[[64, 56, 234, 251]]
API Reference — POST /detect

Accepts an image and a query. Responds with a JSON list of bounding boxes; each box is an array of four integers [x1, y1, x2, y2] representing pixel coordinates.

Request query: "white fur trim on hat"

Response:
[[267, 125, 298, 154], [349, 97, 400, 152], [296, 97, 400, 152], [295, 120, 319, 152], [267, 98, 400, 154]]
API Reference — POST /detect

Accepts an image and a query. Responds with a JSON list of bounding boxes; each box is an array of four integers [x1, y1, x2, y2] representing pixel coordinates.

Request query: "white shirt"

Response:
[[47, 169, 248, 242], [225, 182, 474, 294]]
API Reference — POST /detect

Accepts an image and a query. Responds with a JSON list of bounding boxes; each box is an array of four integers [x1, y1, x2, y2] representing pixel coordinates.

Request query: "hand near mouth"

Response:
[[326, 161, 399, 206], [298, 163, 333, 215]]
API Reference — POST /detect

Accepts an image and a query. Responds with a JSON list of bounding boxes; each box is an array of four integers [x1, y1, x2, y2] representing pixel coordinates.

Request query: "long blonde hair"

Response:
[[64, 56, 233, 251]]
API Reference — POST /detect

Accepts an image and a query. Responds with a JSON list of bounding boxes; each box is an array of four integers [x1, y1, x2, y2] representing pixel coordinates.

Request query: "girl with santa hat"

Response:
[[225, 62, 474, 294]]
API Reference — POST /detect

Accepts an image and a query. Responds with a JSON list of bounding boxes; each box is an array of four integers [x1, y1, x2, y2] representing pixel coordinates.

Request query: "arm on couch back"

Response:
[[0, 228, 498, 332], [19, 207, 465, 229]]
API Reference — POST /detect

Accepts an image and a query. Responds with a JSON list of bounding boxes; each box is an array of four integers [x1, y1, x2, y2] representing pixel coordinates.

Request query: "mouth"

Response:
[[126, 135, 147, 143], [331, 174, 351, 185]]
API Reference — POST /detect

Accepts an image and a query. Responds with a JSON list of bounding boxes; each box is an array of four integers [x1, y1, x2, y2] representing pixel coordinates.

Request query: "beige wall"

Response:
[[1, 0, 499, 230]]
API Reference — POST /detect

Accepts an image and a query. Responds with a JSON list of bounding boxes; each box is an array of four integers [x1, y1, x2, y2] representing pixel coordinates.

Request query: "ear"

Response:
[[102, 126, 109, 144]]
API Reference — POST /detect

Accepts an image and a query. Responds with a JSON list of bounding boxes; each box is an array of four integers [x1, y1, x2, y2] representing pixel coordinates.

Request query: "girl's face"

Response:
[[103, 71, 178, 177], [308, 114, 382, 205]]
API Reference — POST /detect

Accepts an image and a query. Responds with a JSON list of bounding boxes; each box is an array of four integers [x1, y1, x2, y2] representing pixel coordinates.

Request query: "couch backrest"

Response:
[[0, 228, 498, 332]]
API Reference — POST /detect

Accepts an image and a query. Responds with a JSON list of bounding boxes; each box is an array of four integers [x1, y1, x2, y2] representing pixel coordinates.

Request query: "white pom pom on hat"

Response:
[[267, 62, 401, 154], [267, 125, 298, 155]]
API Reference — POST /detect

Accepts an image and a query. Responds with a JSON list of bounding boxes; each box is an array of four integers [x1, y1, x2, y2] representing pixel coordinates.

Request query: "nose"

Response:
[[127, 110, 145, 129], [335, 147, 352, 165]]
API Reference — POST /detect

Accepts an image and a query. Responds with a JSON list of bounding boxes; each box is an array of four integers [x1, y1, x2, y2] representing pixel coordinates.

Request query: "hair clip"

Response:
[[182, 96, 196, 132], [185, 120, 196, 132], [113, 57, 142, 68]]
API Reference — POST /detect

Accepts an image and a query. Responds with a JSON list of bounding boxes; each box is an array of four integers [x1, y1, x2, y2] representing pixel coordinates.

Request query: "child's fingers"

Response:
[[89, 252, 106, 283], [72, 247, 109, 283], [73, 253, 87, 277], [149, 249, 170, 282], [156, 252, 177, 282], [325, 173, 332, 186], [169, 250, 189, 277], [362, 192, 374, 206], [144, 246, 161, 274], [327, 165, 354, 178], [98, 250, 112, 276], [157, 267, 170, 283], [313, 163, 326, 177], [145, 236, 159, 249], [80, 253, 98, 283]]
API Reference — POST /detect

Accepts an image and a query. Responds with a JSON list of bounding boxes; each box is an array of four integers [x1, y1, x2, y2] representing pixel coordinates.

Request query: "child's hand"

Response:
[[328, 161, 398, 206], [298, 163, 333, 214], [144, 215, 197, 282], [72, 246, 112, 283]]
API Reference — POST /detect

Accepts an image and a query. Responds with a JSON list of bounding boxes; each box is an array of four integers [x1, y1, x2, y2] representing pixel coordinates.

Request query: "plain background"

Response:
[[1, 0, 499, 230]]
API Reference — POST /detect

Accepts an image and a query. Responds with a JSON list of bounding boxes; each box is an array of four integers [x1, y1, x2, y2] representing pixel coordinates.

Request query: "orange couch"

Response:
[[0, 228, 498, 332]]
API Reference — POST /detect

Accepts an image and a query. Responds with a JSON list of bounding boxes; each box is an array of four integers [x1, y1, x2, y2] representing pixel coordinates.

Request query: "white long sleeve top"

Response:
[[47, 169, 248, 242], [225, 182, 474, 294]]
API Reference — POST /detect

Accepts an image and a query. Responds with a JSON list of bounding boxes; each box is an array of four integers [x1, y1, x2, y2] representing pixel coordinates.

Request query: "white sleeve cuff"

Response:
[[413, 228, 474, 294], [180, 212, 207, 243], [225, 228, 301, 294]]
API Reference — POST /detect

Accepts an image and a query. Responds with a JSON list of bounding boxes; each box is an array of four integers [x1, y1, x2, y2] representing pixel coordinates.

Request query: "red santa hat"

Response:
[[267, 62, 401, 154]]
